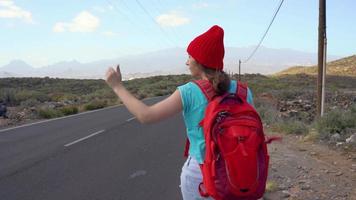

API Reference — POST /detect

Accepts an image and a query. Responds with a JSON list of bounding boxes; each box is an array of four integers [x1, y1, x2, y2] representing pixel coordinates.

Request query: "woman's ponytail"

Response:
[[202, 66, 230, 96]]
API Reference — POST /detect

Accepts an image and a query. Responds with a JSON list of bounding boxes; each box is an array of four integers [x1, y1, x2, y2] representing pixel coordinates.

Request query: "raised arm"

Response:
[[105, 65, 182, 124]]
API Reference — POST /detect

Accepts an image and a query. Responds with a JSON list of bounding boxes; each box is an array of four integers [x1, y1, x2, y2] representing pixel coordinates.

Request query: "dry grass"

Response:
[[276, 55, 356, 76]]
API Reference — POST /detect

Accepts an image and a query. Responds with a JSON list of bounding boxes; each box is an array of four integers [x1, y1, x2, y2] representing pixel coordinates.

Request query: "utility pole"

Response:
[[238, 59, 241, 81], [317, 0, 327, 117]]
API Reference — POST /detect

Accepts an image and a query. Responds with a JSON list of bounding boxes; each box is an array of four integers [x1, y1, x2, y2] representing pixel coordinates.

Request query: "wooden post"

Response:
[[317, 0, 326, 117], [239, 59, 241, 81]]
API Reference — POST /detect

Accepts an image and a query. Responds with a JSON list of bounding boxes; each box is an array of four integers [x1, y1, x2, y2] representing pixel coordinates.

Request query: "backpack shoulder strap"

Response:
[[192, 80, 216, 101], [184, 80, 215, 158], [236, 81, 248, 101]]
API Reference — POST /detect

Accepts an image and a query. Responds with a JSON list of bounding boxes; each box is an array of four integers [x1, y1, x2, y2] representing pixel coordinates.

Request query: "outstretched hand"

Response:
[[105, 64, 122, 89]]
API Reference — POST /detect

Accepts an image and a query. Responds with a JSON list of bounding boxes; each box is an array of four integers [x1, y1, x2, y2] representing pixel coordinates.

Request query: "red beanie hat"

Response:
[[187, 25, 225, 70]]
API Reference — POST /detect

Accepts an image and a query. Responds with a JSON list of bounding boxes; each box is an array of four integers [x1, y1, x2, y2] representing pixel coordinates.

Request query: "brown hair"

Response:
[[201, 66, 230, 96]]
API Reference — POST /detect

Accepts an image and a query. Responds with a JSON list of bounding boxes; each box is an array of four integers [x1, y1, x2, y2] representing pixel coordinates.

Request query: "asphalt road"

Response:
[[0, 97, 186, 200]]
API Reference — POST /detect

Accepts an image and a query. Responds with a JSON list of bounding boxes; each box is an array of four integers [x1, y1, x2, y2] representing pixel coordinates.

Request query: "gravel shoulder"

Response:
[[264, 133, 356, 200]]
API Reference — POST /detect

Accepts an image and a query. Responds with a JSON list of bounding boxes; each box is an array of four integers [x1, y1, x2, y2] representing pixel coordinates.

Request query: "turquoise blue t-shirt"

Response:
[[177, 80, 254, 164]]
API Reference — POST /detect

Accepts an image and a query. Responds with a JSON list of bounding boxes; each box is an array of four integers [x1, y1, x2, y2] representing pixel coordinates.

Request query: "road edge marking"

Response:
[[64, 129, 105, 147], [126, 117, 136, 122]]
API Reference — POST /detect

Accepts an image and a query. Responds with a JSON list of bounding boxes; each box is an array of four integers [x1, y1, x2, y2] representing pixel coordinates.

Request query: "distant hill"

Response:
[[0, 47, 340, 79], [276, 55, 356, 76], [0, 60, 36, 77]]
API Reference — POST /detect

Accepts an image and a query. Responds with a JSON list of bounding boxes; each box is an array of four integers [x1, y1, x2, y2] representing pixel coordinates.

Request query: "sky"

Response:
[[0, 0, 355, 67]]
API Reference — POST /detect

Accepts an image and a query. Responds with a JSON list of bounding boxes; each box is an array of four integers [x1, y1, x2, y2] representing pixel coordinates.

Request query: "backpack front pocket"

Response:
[[217, 125, 261, 196]]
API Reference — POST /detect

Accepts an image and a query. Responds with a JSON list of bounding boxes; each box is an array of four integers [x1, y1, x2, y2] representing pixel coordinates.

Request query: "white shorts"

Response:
[[180, 156, 213, 200], [180, 156, 264, 200]]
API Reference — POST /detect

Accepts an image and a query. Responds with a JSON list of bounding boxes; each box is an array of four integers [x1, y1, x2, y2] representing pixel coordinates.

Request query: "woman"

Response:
[[105, 25, 254, 200]]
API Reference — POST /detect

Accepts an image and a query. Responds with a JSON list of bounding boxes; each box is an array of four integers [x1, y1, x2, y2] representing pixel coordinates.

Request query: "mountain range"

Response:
[[0, 46, 340, 79]]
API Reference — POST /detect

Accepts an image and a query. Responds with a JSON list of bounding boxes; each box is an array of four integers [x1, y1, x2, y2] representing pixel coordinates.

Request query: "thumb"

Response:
[[116, 64, 121, 74]]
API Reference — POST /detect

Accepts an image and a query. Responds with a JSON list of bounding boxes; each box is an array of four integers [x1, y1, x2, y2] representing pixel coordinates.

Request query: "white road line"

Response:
[[64, 129, 105, 147], [126, 117, 136, 122]]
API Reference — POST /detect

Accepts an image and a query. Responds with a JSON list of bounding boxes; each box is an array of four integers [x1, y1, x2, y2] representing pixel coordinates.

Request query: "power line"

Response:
[[118, 0, 131, 10], [148, 1, 186, 45], [150, 0, 164, 14], [105, 0, 134, 26], [242, 0, 285, 63], [104, 0, 168, 70], [105, 0, 150, 35], [105, 0, 168, 48], [134, 0, 179, 46]]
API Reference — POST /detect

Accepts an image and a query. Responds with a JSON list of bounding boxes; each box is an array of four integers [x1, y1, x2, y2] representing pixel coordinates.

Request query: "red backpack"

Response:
[[184, 80, 281, 200]]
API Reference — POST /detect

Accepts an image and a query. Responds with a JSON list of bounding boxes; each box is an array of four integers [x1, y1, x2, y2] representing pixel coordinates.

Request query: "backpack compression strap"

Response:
[[236, 81, 283, 144]]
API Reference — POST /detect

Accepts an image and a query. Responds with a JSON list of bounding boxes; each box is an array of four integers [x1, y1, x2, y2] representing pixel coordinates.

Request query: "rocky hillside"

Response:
[[277, 55, 356, 76]]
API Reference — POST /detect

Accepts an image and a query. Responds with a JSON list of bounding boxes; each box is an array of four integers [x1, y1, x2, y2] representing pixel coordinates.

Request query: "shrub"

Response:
[[60, 106, 79, 116], [49, 93, 65, 102], [266, 181, 279, 192], [135, 92, 147, 100], [20, 99, 40, 108], [274, 119, 309, 135], [84, 100, 107, 111], [85, 89, 116, 101], [314, 105, 356, 138], [153, 89, 167, 96], [38, 108, 64, 119], [0, 88, 18, 106], [277, 89, 302, 100], [255, 99, 280, 125], [16, 90, 51, 103], [316, 109, 342, 135]]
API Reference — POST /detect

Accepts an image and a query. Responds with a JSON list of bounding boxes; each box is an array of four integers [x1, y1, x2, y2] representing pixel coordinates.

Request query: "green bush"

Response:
[[84, 89, 116, 100], [153, 89, 167, 96], [314, 105, 356, 138], [20, 98, 40, 108], [135, 92, 147, 100], [255, 99, 280, 125], [275, 119, 309, 135], [38, 108, 64, 119], [84, 100, 107, 111], [351, 105, 356, 114], [0, 88, 18, 106], [15, 90, 50, 103], [277, 89, 302, 100], [60, 106, 79, 116]]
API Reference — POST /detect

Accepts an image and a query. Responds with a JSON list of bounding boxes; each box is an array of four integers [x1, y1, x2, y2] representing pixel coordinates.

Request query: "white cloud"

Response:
[[0, 0, 34, 23], [53, 22, 66, 32], [192, 2, 210, 9], [53, 11, 100, 33], [102, 31, 117, 37], [156, 11, 190, 27]]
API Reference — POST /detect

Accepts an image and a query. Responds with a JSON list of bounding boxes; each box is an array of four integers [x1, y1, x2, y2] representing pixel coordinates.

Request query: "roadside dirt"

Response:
[[264, 133, 356, 200]]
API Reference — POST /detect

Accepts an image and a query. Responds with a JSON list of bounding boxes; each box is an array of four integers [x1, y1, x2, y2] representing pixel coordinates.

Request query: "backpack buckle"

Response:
[[237, 136, 247, 142], [216, 111, 230, 123], [216, 153, 221, 161]]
